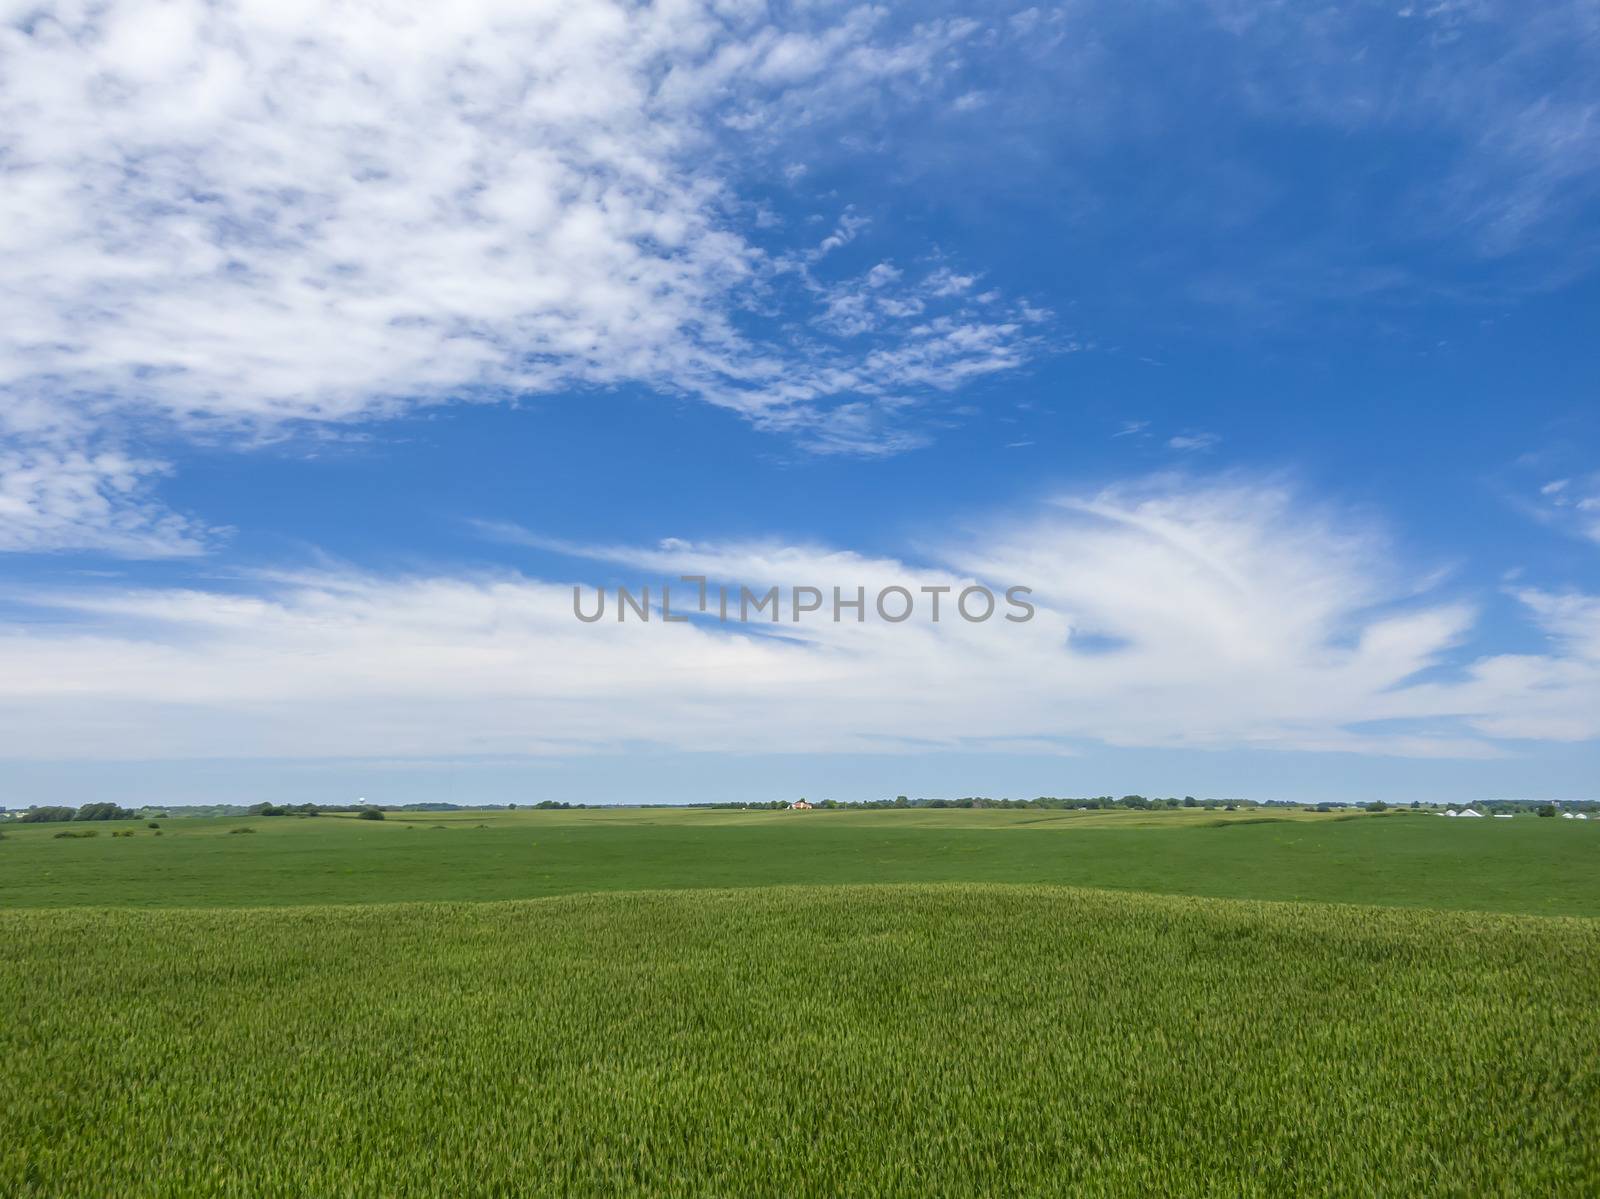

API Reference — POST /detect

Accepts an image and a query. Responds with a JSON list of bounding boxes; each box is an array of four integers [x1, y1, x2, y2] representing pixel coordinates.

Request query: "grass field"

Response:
[[3, 806, 1598, 915], [3, 809, 1598, 1195]]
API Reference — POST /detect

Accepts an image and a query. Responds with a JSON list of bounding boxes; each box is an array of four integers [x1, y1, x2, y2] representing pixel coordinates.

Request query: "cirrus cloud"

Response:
[[0, 0, 1047, 552], [3, 478, 1595, 763]]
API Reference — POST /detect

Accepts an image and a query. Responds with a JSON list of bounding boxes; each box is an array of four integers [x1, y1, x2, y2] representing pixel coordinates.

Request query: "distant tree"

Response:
[[1537, 804, 1557, 818], [1182, 796, 1197, 808], [357, 807, 386, 821], [21, 806, 76, 823], [1366, 801, 1389, 812], [76, 803, 136, 821]]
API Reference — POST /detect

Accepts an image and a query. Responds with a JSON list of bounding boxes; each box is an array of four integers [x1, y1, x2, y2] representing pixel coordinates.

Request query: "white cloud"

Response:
[[1193, 0, 1600, 261], [0, 403, 211, 555], [1168, 432, 1221, 452], [865, 262, 902, 288], [1397, 589, 1600, 742], [0, 0, 1046, 553], [0, 443, 208, 558], [4, 477, 1591, 762], [1523, 468, 1600, 546], [924, 267, 977, 297]]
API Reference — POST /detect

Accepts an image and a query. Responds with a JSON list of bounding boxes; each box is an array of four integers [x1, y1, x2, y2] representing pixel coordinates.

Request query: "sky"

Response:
[[1, 0, 1598, 806]]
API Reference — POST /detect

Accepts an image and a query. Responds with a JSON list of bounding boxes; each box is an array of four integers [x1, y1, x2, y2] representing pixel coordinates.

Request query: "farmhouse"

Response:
[[789, 799, 814, 811]]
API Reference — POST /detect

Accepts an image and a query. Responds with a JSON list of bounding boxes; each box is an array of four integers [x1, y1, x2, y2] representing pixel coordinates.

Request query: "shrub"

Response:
[[228, 827, 256, 836], [53, 829, 98, 839], [111, 829, 135, 838], [357, 807, 386, 821], [147, 822, 161, 829]]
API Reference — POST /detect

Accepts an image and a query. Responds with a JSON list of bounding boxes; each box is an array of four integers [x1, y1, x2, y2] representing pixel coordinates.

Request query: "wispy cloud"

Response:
[[0, 0, 1046, 553], [1536, 474, 1600, 546], [0, 443, 209, 558], [1168, 432, 1221, 452], [8, 477, 1594, 762]]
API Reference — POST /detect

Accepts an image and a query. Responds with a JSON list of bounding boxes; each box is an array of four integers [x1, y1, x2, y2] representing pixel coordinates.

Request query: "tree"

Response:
[[76, 803, 136, 821], [1538, 804, 1557, 818], [20, 806, 76, 823], [357, 807, 386, 821]]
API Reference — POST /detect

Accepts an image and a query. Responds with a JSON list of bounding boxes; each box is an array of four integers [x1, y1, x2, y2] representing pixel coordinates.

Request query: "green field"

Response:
[[4, 809, 1598, 1195], [3, 806, 1598, 914]]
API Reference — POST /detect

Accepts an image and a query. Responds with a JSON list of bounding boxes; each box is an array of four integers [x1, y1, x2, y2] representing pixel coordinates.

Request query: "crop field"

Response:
[[3, 810, 1598, 1196], [3, 805, 1599, 914]]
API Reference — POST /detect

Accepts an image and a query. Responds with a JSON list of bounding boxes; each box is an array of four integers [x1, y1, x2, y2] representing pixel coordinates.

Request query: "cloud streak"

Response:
[[4, 478, 1595, 763]]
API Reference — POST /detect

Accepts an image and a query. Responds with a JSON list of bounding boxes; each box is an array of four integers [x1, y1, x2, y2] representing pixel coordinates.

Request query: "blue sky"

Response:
[[1, 0, 1598, 805]]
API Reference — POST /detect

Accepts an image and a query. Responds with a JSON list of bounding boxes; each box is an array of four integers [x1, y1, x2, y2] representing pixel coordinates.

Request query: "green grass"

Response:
[[3, 806, 1597, 915], [5, 810, 1597, 1194], [3, 885, 1597, 1196]]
